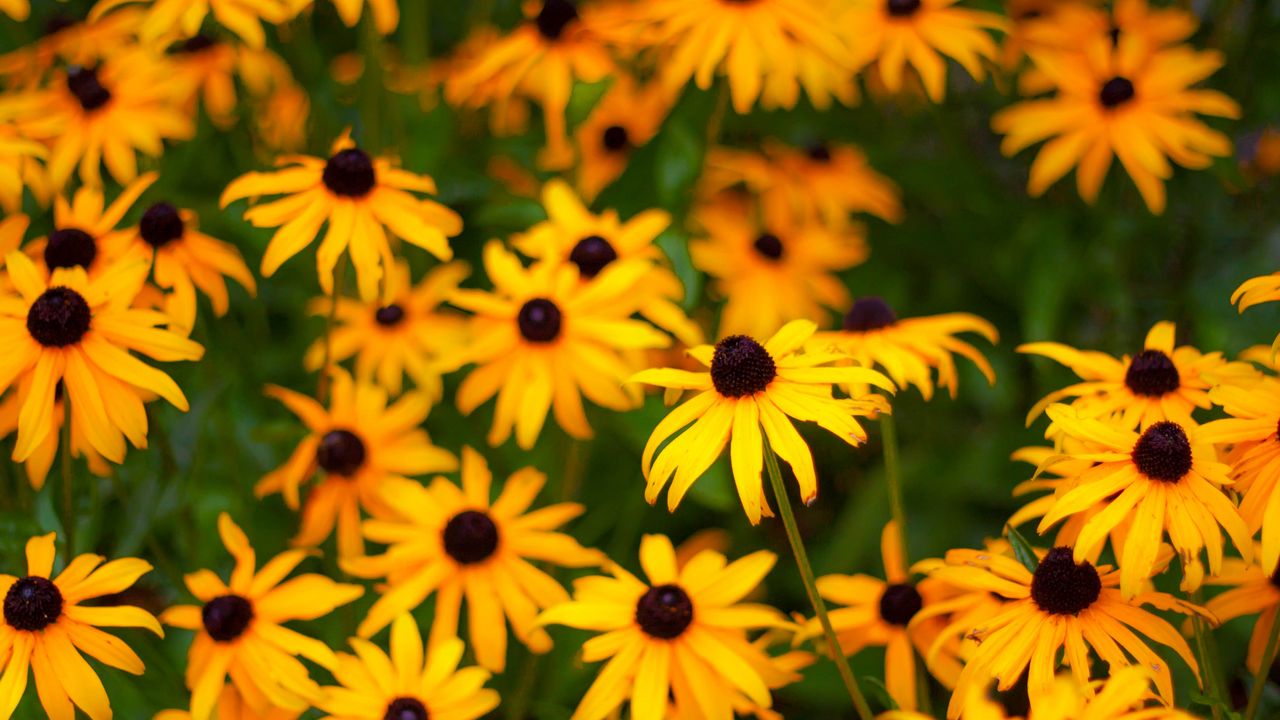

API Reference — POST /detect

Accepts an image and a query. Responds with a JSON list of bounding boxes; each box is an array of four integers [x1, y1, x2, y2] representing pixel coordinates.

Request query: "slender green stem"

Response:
[[763, 436, 873, 720], [1190, 590, 1226, 720], [317, 260, 348, 402], [60, 415, 74, 560], [1246, 608, 1280, 720], [881, 412, 908, 563], [505, 650, 542, 720], [358, 14, 385, 153]]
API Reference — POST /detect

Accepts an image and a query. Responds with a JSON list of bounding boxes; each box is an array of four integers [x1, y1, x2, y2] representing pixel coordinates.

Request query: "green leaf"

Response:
[[1005, 524, 1040, 573], [654, 119, 704, 211], [864, 676, 899, 711]]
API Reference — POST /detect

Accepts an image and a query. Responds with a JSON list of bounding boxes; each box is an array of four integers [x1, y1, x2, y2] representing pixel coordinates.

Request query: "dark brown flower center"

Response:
[[202, 594, 254, 642], [43, 13, 76, 37], [442, 510, 499, 564], [843, 296, 898, 332], [322, 148, 376, 197], [536, 0, 578, 40], [316, 429, 367, 476], [1132, 421, 1193, 482], [375, 304, 406, 326], [887, 0, 921, 16], [384, 697, 429, 720], [807, 143, 832, 162], [752, 233, 784, 261], [45, 228, 97, 270], [710, 335, 776, 397], [171, 34, 217, 54], [517, 298, 562, 343], [1030, 547, 1101, 616], [66, 65, 111, 111], [569, 235, 618, 279], [3, 576, 63, 631], [1099, 76, 1135, 108], [140, 202, 185, 249], [1124, 349, 1180, 397], [27, 287, 91, 347], [602, 125, 630, 152], [635, 584, 694, 639], [878, 583, 923, 626]]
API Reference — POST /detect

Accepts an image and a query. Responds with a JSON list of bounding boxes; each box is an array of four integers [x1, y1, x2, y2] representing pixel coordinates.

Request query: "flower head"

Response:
[[88, 0, 294, 49], [571, 77, 671, 201], [1203, 548, 1280, 675], [25, 172, 156, 282]]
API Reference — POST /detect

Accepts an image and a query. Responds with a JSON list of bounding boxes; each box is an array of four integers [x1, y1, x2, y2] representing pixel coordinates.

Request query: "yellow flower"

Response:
[[538, 534, 789, 720], [992, 39, 1238, 213], [441, 241, 670, 449], [258, 371, 456, 558], [24, 172, 157, 281], [0, 0, 26, 20], [1036, 405, 1251, 596], [1232, 270, 1280, 352], [1203, 548, 1280, 675], [317, 613, 500, 720], [570, 77, 671, 201], [160, 513, 364, 720], [1033, 666, 1200, 720], [220, 129, 460, 302], [89, 0, 294, 49], [0, 120, 45, 215], [632, 319, 893, 524], [1007, 441, 1126, 559], [322, 0, 399, 34], [343, 447, 604, 671], [0, 385, 111, 489], [0, 9, 143, 84], [0, 250, 204, 466], [167, 36, 245, 128], [690, 195, 868, 339], [810, 297, 997, 400], [0, 532, 162, 719], [839, 0, 1006, 102], [154, 684, 301, 720]]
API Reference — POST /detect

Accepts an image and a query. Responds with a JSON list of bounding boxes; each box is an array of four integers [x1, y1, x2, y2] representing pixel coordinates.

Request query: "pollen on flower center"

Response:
[[27, 287, 92, 348], [45, 227, 97, 270], [202, 594, 254, 642], [517, 298, 562, 343], [1132, 421, 1193, 482], [843, 296, 898, 332], [375, 304, 406, 326], [602, 125, 630, 152], [635, 584, 694, 639], [1124, 349, 1180, 396], [322, 148, 377, 197], [140, 202, 186, 248], [1030, 547, 1102, 616], [878, 583, 923, 626], [3, 576, 64, 631], [316, 429, 367, 476], [1099, 76, 1136, 108], [710, 335, 777, 397], [442, 510, 500, 564], [536, 0, 579, 40], [384, 697, 430, 720], [752, 233, 784, 261], [569, 235, 618, 279], [66, 65, 111, 111], [887, 0, 922, 17]]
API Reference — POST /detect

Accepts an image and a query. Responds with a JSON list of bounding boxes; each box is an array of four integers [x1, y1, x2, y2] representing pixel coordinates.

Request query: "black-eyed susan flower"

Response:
[[838, 0, 1006, 102], [258, 371, 456, 559], [322, 0, 399, 34], [440, 242, 670, 449], [1037, 405, 1251, 596], [810, 297, 997, 400], [512, 179, 702, 346], [0, 250, 204, 466], [303, 260, 468, 397], [1232, 271, 1280, 352], [160, 513, 364, 720], [317, 613, 500, 720], [992, 39, 1239, 213], [0, 532, 161, 719], [538, 533, 789, 720], [221, 129, 460, 301], [0, 122, 44, 214], [1020, 321, 1256, 430], [155, 684, 301, 720], [632, 319, 893, 524], [0, 383, 111, 489], [571, 77, 671, 201], [167, 35, 246, 129], [343, 447, 605, 671], [1203, 548, 1280, 676], [930, 545, 1204, 716], [24, 172, 156, 281], [0, 8, 144, 84], [89, 0, 293, 49], [1007, 441, 1125, 560]]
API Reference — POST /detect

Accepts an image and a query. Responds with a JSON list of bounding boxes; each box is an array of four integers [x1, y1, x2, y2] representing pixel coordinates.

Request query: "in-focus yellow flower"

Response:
[[344, 447, 604, 671], [1036, 405, 1250, 596], [538, 534, 788, 720], [304, 260, 468, 397], [1007, 441, 1123, 557], [0, 533, 161, 719], [1203, 548, 1280, 675], [0, 383, 111, 489], [89, 0, 294, 49], [0, 250, 204, 465], [160, 513, 364, 720], [931, 545, 1203, 717], [317, 613, 500, 720], [839, 0, 1006, 102], [571, 77, 671, 200], [992, 39, 1238, 213], [322, 0, 399, 34], [221, 129, 460, 302], [810, 297, 997, 400], [632, 319, 893, 524], [155, 683, 301, 720], [441, 242, 670, 449], [258, 371, 456, 558], [24, 172, 156, 282]]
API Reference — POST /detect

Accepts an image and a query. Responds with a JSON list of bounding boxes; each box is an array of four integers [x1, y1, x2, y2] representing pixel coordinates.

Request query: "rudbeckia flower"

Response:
[[838, 0, 1006, 102], [167, 35, 245, 129], [537, 534, 789, 720], [810, 296, 997, 400], [690, 196, 867, 339], [317, 614, 500, 720], [1232, 270, 1280, 351], [0, 9, 143, 83], [1036, 405, 1251, 596], [992, 39, 1239, 213], [220, 129, 461, 302], [571, 77, 671, 201], [1020, 321, 1257, 430], [0, 384, 111, 489], [23, 172, 156, 282], [1007, 441, 1127, 559], [155, 684, 300, 720], [0, 122, 45, 214], [1203, 548, 1280, 675], [631, 319, 893, 524], [0, 251, 204, 466], [440, 242, 670, 449], [343, 447, 605, 671], [258, 371, 457, 559], [931, 545, 1204, 716], [512, 179, 702, 346], [0, 532, 162, 719], [160, 513, 364, 720], [88, 0, 294, 49]]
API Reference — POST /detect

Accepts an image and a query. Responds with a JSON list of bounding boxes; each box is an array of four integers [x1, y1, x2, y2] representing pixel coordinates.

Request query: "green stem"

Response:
[[60, 416, 74, 560], [763, 436, 873, 720], [505, 651, 542, 720], [881, 412, 908, 563], [358, 14, 385, 153], [1190, 591, 1227, 720], [1245, 608, 1280, 720]]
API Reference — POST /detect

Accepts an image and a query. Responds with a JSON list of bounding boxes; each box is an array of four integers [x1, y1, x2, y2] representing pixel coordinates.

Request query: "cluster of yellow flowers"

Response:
[[0, 0, 1273, 719]]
